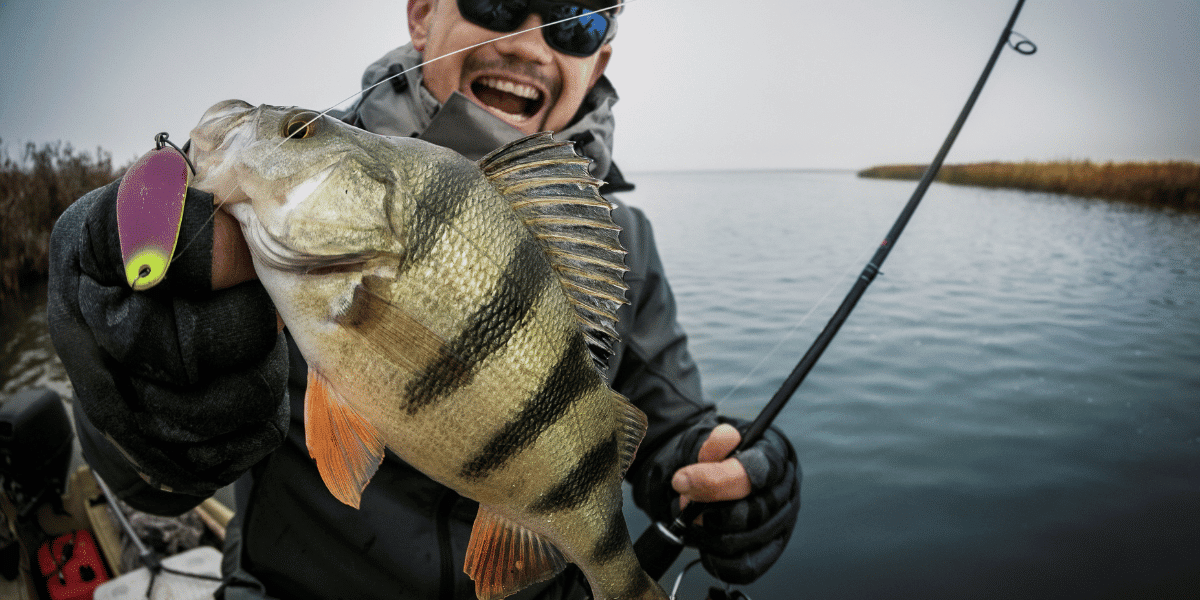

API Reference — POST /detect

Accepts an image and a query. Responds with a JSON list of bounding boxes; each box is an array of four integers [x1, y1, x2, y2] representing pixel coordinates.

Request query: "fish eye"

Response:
[[282, 111, 321, 140]]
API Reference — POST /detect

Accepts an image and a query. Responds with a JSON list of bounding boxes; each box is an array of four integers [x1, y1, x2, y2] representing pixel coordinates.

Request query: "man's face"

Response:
[[408, 0, 613, 136]]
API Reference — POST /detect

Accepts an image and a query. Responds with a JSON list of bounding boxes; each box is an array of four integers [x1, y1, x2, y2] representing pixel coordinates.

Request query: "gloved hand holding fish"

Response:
[[187, 99, 668, 600]]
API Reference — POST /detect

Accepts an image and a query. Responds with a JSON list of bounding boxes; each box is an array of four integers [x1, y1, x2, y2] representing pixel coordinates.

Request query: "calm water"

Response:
[[620, 171, 1200, 599], [4, 171, 1199, 598]]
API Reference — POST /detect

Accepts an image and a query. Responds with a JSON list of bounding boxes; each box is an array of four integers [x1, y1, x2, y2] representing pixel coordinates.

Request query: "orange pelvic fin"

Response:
[[304, 368, 385, 508], [464, 505, 568, 600]]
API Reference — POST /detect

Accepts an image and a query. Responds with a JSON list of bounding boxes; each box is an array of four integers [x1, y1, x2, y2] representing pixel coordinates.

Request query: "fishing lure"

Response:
[[116, 132, 195, 290]]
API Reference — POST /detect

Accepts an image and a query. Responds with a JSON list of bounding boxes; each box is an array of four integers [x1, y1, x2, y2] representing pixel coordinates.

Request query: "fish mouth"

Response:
[[191, 100, 257, 152], [468, 75, 547, 126], [189, 100, 261, 203]]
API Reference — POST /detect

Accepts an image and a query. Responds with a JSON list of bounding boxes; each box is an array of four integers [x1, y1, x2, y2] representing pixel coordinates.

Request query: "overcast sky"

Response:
[[1, 0, 1197, 171]]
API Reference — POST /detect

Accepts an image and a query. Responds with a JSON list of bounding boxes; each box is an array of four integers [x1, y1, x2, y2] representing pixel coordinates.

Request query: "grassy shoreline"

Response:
[[1, 140, 121, 302], [858, 160, 1200, 210]]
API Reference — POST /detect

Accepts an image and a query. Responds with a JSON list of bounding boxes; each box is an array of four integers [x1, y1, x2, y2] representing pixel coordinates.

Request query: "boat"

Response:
[[1, 387, 231, 600]]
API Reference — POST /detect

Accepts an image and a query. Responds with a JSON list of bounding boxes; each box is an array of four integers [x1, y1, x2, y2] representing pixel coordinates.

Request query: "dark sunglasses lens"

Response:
[[458, 0, 527, 31], [542, 4, 609, 56], [459, 0, 610, 57]]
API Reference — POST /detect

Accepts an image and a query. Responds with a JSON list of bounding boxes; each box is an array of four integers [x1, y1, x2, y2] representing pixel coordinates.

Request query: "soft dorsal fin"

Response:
[[478, 133, 628, 371], [613, 390, 648, 477], [464, 505, 569, 600], [304, 369, 386, 509]]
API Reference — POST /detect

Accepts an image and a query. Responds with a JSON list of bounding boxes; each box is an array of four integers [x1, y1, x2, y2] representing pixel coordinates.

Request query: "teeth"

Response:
[[479, 76, 540, 100], [493, 108, 528, 121]]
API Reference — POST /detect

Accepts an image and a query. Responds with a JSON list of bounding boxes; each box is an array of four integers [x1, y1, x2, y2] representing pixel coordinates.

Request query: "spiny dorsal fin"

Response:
[[465, 505, 569, 600], [304, 369, 385, 509], [479, 133, 628, 371]]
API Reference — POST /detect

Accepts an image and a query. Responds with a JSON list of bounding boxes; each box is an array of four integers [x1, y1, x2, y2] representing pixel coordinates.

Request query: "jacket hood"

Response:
[[352, 43, 620, 181]]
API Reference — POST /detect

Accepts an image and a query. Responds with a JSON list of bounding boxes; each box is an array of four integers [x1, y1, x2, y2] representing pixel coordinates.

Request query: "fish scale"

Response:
[[188, 99, 666, 600]]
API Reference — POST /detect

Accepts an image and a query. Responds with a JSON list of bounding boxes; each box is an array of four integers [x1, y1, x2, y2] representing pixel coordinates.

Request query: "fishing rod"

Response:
[[634, 0, 1037, 585]]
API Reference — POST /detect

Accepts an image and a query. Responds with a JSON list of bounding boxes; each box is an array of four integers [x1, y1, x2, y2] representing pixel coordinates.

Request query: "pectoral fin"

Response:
[[304, 369, 385, 508], [465, 506, 568, 600], [337, 275, 458, 375]]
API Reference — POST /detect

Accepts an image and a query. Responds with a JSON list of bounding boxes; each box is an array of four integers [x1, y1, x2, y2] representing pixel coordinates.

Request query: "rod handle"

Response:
[[635, 519, 687, 580]]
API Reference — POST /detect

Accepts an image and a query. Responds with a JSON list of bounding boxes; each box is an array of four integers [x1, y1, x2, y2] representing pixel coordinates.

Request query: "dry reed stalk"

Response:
[[1, 140, 122, 301]]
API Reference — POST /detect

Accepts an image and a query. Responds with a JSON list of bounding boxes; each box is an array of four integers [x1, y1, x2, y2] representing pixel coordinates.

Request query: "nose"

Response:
[[489, 12, 554, 64]]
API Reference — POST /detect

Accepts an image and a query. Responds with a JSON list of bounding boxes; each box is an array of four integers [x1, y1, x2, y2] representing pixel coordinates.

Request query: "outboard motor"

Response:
[[1, 388, 77, 591], [0, 388, 75, 517]]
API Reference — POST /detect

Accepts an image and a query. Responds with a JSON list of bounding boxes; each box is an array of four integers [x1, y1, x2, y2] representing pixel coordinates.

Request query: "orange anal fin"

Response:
[[465, 505, 568, 600], [304, 369, 385, 509]]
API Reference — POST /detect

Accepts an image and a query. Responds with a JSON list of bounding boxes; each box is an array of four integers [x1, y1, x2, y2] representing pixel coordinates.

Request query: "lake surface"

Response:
[[4, 171, 1199, 598], [619, 171, 1200, 599]]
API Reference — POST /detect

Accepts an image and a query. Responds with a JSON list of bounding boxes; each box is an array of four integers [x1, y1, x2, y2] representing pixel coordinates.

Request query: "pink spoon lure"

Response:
[[116, 133, 193, 291]]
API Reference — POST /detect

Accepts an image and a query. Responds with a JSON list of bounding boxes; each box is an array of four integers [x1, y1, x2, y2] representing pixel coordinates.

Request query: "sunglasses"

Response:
[[457, 0, 618, 57]]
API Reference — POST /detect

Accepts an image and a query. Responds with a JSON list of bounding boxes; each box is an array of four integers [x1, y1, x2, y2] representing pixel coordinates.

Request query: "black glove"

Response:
[[48, 179, 289, 499], [633, 416, 800, 585]]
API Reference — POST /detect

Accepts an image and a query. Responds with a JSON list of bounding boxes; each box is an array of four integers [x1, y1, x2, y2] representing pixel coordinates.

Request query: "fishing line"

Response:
[[669, 559, 702, 599], [714, 242, 877, 407], [168, 0, 636, 274], [157, 135, 213, 269]]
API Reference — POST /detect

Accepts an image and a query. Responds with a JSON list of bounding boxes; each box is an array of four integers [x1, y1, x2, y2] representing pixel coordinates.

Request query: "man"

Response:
[[47, 1, 800, 598]]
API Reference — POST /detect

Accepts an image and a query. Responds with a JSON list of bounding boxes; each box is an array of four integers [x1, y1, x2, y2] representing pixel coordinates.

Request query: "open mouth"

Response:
[[470, 76, 545, 123]]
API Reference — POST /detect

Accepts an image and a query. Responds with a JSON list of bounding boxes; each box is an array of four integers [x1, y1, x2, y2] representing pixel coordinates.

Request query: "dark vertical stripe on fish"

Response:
[[404, 236, 548, 413], [529, 433, 618, 514], [398, 166, 478, 275], [459, 339, 594, 480], [590, 510, 628, 564]]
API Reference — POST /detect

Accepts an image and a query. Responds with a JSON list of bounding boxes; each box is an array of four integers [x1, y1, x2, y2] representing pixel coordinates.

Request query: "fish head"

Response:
[[188, 99, 442, 268]]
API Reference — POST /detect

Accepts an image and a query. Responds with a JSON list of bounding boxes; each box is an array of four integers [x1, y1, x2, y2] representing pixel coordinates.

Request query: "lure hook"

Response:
[[154, 131, 198, 175]]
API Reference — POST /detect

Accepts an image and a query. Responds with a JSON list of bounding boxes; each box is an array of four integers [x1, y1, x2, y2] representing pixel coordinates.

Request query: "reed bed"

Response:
[[1, 140, 121, 301], [858, 160, 1200, 210]]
